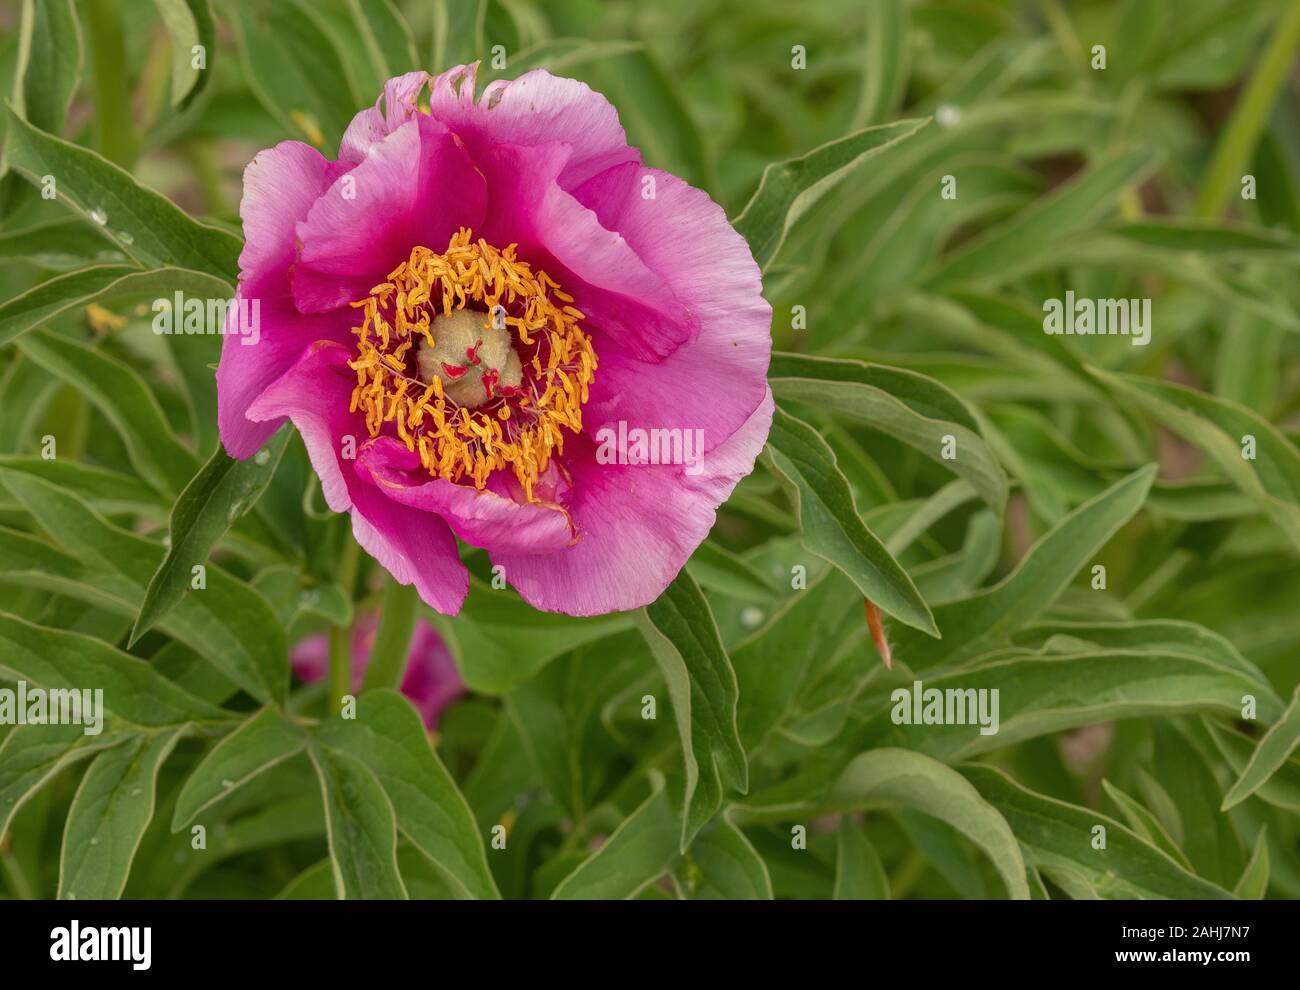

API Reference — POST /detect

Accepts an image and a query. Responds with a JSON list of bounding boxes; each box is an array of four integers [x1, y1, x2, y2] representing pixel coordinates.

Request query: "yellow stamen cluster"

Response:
[[348, 229, 597, 501]]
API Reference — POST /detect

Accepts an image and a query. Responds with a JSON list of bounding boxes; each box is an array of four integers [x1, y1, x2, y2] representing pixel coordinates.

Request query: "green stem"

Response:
[[83, 0, 138, 168], [360, 578, 420, 693], [327, 536, 362, 715], [1193, 1, 1300, 220]]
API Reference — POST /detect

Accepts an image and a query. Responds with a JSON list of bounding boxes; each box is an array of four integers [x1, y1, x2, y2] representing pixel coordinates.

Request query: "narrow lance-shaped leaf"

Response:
[[827, 749, 1029, 899], [11, 0, 82, 136], [1090, 367, 1300, 551], [152, 0, 216, 108], [58, 727, 187, 900], [132, 429, 290, 644], [306, 741, 408, 900], [0, 265, 228, 348], [833, 817, 890, 899], [638, 570, 748, 850], [318, 690, 500, 899], [0, 470, 288, 705], [172, 706, 308, 830], [925, 145, 1161, 288], [551, 773, 681, 900], [0, 723, 128, 837], [1222, 682, 1300, 810], [2, 104, 241, 278], [18, 329, 200, 495], [769, 352, 1008, 513], [887, 465, 1156, 672], [765, 404, 937, 636], [734, 117, 929, 271], [961, 764, 1234, 899]]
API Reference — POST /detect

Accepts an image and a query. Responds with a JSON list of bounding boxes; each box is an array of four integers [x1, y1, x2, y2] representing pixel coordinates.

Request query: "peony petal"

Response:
[[246, 342, 469, 614], [428, 63, 639, 189], [478, 140, 693, 361], [356, 436, 575, 555], [339, 71, 430, 166], [493, 387, 774, 615], [572, 162, 772, 451], [292, 115, 487, 313], [216, 291, 355, 459], [218, 140, 350, 457]]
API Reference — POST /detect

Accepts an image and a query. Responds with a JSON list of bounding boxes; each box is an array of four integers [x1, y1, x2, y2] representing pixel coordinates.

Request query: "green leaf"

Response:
[[551, 774, 681, 899], [925, 146, 1161, 288], [685, 539, 781, 603], [828, 749, 1029, 899], [0, 611, 227, 728], [855, 647, 1278, 761], [638, 570, 748, 849], [0, 217, 124, 270], [854, 0, 909, 127], [1222, 682, 1300, 810], [0, 455, 161, 515], [769, 352, 1007, 513], [11, 0, 82, 136], [833, 816, 890, 899], [346, 0, 419, 82], [888, 465, 1156, 671], [764, 405, 937, 635], [1100, 779, 1193, 871], [0, 470, 288, 705], [132, 429, 289, 644], [0, 266, 227, 349], [18, 329, 200, 495], [318, 690, 499, 899], [306, 740, 408, 899], [734, 117, 929, 271], [58, 727, 186, 900], [228, 0, 357, 152], [0, 723, 127, 837], [682, 815, 772, 899], [152, 0, 215, 108], [961, 764, 1233, 899], [432, 580, 633, 695], [1, 105, 241, 278], [1089, 368, 1300, 551], [172, 707, 307, 829], [1233, 827, 1270, 899]]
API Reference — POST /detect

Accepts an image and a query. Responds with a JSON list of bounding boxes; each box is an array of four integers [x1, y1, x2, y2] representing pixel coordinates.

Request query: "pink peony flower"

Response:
[[290, 614, 464, 729], [217, 65, 773, 615]]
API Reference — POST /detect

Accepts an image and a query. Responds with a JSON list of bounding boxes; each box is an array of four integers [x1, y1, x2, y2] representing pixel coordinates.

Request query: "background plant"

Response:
[[0, 0, 1297, 900]]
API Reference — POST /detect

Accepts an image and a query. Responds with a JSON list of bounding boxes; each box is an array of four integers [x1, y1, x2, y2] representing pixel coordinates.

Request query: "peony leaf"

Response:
[[346, 0, 420, 83], [151, 0, 215, 108], [734, 117, 929, 271], [1, 105, 241, 278], [638, 570, 748, 850], [318, 690, 500, 899], [131, 429, 289, 645], [886, 465, 1156, 672], [0, 470, 288, 705], [828, 749, 1029, 899], [769, 351, 1008, 513], [961, 764, 1233, 899], [833, 817, 890, 899], [1222, 682, 1300, 810], [18, 329, 200, 495], [172, 706, 308, 830], [305, 740, 408, 900], [765, 405, 938, 636], [58, 727, 186, 900], [0, 723, 129, 838], [551, 773, 681, 899]]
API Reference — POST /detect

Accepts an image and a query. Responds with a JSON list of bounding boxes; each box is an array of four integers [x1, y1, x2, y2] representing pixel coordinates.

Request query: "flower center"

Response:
[[348, 228, 596, 501]]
